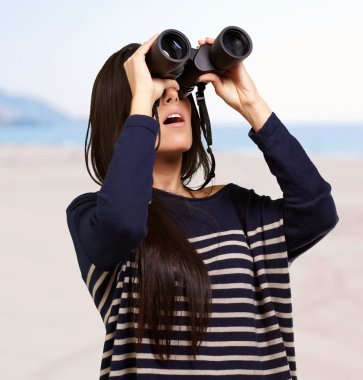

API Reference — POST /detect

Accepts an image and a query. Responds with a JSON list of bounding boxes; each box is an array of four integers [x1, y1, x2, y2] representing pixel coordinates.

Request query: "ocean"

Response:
[[1, 120, 362, 157]]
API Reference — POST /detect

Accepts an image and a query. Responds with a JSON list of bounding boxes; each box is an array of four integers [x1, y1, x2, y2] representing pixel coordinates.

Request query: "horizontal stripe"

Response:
[[247, 219, 284, 237], [118, 291, 290, 306], [109, 307, 292, 323], [123, 256, 289, 272], [114, 321, 294, 335], [114, 270, 290, 294], [110, 336, 290, 349], [106, 363, 291, 377], [204, 252, 253, 264], [110, 350, 288, 362], [100, 367, 110, 377], [116, 254, 289, 274], [250, 235, 286, 250], [206, 266, 289, 277], [254, 251, 288, 262], [115, 275, 291, 291], [188, 229, 246, 243], [105, 331, 116, 341], [196, 239, 249, 253], [188, 222, 284, 244]]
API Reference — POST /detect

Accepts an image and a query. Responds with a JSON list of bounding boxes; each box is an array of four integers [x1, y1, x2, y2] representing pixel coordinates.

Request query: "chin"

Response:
[[156, 143, 192, 155], [164, 145, 191, 153]]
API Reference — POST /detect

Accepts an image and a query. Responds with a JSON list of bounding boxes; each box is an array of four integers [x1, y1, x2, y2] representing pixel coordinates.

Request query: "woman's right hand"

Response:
[[123, 33, 180, 108]]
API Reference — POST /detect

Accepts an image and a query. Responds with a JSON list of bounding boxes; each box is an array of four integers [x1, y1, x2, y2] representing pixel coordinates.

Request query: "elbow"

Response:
[[94, 191, 149, 239], [328, 207, 339, 230], [104, 220, 148, 244], [126, 223, 149, 245], [324, 193, 339, 230], [95, 206, 149, 240], [311, 194, 339, 234]]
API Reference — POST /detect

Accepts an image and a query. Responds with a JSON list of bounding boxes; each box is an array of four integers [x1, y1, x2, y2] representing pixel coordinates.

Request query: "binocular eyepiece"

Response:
[[145, 26, 253, 99]]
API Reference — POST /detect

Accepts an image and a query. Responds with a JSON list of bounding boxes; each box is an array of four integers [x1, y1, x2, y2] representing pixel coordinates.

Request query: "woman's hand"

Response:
[[197, 37, 272, 131], [123, 33, 180, 108]]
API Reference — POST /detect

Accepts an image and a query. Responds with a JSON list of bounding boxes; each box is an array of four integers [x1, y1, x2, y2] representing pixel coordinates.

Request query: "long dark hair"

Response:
[[85, 43, 217, 362]]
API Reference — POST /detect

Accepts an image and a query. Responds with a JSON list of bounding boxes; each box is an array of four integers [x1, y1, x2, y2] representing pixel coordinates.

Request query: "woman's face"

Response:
[[154, 87, 193, 155]]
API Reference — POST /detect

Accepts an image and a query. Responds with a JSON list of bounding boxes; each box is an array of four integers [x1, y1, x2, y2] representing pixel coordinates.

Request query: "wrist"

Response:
[[240, 97, 272, 132], [130, 97, 154, 117]]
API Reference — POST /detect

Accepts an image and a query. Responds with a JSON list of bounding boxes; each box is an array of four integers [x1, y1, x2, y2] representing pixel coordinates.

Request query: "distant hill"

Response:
[[0, 90, 73, 125]]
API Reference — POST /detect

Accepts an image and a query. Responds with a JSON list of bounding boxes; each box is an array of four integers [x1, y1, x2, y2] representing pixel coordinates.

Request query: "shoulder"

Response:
[[190, 183, 253, 199], [209, 184, 226, 192], [196, 183, 230, 197], [223, 182, 254, 199]]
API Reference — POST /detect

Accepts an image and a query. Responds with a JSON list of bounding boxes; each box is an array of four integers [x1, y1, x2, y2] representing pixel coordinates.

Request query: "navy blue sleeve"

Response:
[[66, 114, 160, 272], [248, 112, 339, 264]]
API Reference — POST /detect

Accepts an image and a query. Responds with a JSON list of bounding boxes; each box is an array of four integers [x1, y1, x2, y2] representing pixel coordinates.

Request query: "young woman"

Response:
[[66, 32, 339, 380]]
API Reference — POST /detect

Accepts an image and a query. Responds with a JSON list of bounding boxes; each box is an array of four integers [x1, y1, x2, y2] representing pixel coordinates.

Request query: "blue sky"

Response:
[[1, 0, 362, 124]]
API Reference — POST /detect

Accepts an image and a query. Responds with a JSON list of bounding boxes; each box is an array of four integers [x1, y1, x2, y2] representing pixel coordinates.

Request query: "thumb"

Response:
[[162, 79, 180, 90], [197, 73, 223, 93]]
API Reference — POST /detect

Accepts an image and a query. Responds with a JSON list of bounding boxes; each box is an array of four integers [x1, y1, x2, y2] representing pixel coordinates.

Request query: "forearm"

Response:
[[95, 114, 159, 235], [249, 112, 332, 201], [248, 112, 339, 261], [130, 96, 154, 117]]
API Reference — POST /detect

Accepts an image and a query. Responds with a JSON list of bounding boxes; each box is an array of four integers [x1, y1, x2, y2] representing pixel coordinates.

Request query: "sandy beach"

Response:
[[1, 144, 362, 380]]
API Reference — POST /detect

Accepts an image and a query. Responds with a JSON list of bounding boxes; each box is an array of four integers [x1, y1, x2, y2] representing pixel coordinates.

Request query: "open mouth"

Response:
[[163, 112, 185, 125]]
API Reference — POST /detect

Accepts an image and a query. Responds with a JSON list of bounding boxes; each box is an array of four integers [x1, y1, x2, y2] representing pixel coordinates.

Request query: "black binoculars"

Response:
[[145, 26, 253, 99]]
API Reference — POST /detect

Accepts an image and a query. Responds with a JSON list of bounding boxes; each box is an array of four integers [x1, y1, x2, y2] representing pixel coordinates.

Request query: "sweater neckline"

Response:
[[152, 182, 233, 201]]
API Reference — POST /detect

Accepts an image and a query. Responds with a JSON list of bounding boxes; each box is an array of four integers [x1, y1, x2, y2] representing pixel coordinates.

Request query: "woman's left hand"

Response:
[[196, 37, 262, 115]]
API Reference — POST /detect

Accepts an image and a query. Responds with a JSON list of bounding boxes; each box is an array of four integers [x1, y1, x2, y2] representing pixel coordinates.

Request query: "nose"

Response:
[[160, 87, 179, 105]]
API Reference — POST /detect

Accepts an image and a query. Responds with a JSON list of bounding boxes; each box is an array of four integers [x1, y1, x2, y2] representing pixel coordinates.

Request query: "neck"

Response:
[[153, 153, 187, 194]]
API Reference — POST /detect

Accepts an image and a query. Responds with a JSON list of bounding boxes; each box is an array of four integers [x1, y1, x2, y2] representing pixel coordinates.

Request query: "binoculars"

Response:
[[145, 26, 253, 99]]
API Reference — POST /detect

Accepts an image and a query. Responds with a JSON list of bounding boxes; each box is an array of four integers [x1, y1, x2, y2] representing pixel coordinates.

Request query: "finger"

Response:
[[161, 79, 180, 90], [198, 38, 214, 46], [145, 32, 160, 44], [198, 73, 223, 92], [136, 32, 160, 54]]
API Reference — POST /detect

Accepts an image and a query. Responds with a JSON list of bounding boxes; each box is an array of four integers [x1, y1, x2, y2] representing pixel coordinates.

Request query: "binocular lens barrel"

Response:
[[161, 33, 190, 60], [145, 29, 191, 78], [223, 30, 251, 57], [210, 26, 253, 70]]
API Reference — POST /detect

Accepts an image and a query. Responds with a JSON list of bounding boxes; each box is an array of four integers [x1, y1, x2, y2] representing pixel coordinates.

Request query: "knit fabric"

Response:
[[66, 112, 338, 379]]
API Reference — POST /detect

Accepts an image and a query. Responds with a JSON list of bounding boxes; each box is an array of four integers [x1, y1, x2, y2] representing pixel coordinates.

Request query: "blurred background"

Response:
[[1, 0, 362, 379]]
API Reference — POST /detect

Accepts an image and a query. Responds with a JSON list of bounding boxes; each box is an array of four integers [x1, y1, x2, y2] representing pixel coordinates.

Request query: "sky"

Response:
[[1, 0, 362, 124]]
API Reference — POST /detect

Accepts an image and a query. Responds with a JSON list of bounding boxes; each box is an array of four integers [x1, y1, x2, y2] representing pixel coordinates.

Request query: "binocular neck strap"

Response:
[[195, 82, 216, 189]]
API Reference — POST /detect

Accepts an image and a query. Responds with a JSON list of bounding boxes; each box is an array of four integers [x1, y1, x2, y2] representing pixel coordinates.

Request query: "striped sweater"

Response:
[[66, 112, 339, 379]]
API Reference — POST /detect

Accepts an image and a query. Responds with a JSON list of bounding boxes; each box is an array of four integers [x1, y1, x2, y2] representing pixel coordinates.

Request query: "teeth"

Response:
[[167, 113, 181, 119], [166, 113, 182, 120]]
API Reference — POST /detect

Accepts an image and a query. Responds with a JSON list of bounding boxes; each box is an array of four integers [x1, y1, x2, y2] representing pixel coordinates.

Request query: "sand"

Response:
[[1, 144, 362, 380]]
